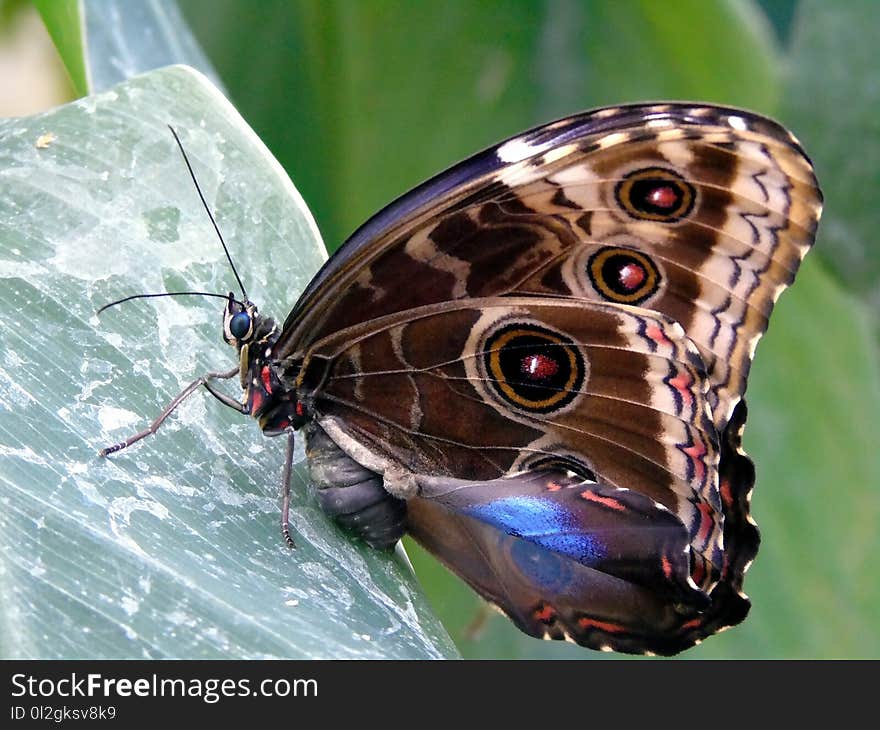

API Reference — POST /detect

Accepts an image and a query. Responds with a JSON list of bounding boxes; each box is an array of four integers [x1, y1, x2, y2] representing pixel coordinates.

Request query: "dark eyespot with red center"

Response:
[[615, 167, 695, 222], [521, 353, 559, 380], [618, 262, 646, 290], [646, 185, 679, 209], [484, 323, 585, 414], [588, 246, 661, 304]]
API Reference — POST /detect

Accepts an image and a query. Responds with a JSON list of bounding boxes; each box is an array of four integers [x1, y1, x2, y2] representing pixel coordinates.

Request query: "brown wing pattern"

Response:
[[300, 297, 724, 582], [280, 103, 821, 434], [280, 103, 820, 654]]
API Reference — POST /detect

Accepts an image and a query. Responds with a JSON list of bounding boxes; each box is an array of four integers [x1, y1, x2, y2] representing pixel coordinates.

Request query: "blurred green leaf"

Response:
[[181, 0, 781, 252], [755, 0, 799, 45], [36, 0, 222, 96], [741, 259, 880, 658], [0, 66, 457, 659], [577, 0, 781, 110], [782, 0, 880, 322], [33, 0, 88, 95]]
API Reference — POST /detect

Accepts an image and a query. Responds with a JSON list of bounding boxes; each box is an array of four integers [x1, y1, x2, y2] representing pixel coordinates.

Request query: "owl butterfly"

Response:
[[101, 103, 821, 656]]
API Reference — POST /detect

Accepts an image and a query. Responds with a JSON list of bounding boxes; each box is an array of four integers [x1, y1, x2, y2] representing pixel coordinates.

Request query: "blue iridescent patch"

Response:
[[464, 495, 604, 566], [508, 539, 570, 593]]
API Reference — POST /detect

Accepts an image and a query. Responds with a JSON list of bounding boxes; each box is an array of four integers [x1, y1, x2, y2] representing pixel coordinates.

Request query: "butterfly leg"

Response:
[[280, 431, 296, 548], [99, 366, 240, 456]]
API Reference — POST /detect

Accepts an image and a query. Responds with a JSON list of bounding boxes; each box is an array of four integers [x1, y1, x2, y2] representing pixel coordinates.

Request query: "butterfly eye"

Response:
[[484, 324, 584, 414], [587, 246, 661, 305], [229, 311, 252, 340], [615, 167, 695, 222]]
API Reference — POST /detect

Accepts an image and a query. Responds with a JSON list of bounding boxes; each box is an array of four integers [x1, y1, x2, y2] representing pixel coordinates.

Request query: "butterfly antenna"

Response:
[[167, 124, 249, 302], [97, 291, 240, 315]]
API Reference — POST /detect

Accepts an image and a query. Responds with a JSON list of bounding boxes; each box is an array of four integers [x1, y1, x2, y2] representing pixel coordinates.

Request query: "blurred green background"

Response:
[[4, 0, 878, 658]]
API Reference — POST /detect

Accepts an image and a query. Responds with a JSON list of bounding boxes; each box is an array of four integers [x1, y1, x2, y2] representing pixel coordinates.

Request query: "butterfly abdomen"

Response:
[[305, 422, 407, 549]]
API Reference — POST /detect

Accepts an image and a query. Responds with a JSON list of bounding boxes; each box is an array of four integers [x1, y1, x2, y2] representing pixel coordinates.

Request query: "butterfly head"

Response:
[[222, 292, 259, 347], [222, 292, 280, 350]]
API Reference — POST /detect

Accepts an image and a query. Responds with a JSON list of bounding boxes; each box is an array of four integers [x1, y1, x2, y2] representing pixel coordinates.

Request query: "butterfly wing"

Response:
[[281, 103, 820, 653], [302, 298, 718, 506], [279, 102, 822, 434], [407, 477, 708, 655], [296, 296, 739, 652], [406, 401, 761, 655]]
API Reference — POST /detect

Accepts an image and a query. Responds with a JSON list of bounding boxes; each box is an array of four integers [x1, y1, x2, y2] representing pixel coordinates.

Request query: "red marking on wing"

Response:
[[683, 440, 707, 483], [646, 324, 671, 346], [696, 502, 715, 543], [521, 353, 559, 380], [692, 556, 706, 586], [647, 185, 678, 209], [249, 388, 264, 415], [296, 402, 305, 417], [545, 481, 563, 492], [720, 477, 733, 507], [578, 617, 627, 634], [579, 490, 625, 511], [669, 369, 694, 407], [533, 603, 557, 624], [661, 554, 673, 579], [261, 365, 273, 394], [618, 262, 646, 290], [681, 617, 703, 630]]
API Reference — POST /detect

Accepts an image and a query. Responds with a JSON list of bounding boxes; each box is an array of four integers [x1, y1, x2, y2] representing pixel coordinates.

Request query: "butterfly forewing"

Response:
[[279, 103, 821, 435]]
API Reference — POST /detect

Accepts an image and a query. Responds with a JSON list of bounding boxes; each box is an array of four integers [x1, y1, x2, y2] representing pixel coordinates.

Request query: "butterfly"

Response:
[[100, 103, 822, 656]]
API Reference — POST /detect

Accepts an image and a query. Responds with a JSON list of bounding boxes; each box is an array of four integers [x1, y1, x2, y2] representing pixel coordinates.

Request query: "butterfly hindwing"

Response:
[[408, 474, 711, 655], [297, 296, 733, 640]]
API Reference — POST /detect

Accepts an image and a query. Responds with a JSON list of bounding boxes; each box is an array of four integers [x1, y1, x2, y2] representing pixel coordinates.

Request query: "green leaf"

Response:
[[782, 0, 880, 320], [36, 0, 223, 96], [738, 260, 880, 658], [577, 0, 781, 110], [33, 0, 88, 96], [0, 65, 457, 659]]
